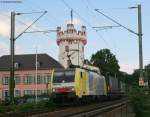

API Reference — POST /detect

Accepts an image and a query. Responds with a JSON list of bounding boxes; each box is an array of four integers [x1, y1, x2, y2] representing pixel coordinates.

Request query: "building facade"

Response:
[[0, 54, 63, 100], [57, 23, 87, 68]]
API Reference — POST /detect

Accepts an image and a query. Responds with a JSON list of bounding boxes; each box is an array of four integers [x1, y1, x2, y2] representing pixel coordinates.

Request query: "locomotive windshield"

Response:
[[53, 70, 75, 83]]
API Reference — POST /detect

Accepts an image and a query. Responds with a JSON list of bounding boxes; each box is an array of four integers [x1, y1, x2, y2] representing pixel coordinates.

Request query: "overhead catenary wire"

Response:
[[28, 0, 113, 52], [24, 0, 62, 40], [29, 0, 116, 52], [17, 11, 46, 15], [24, 30, 57, 33], [84, 0, 128, 54], [81, 0, 97, 23], [95, 9, 138, 36], [60, 0, 113, 50], [0, 12, 52, 40], [27, 0, 60, 27], [15, 11, 47, 40], [86, 0, 129, 10], [80, 0, 118, 54]]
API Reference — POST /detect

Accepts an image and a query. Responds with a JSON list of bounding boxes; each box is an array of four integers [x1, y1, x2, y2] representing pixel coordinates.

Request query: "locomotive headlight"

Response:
[[71, 87, 74, 91], [52, 88, 56, 92]]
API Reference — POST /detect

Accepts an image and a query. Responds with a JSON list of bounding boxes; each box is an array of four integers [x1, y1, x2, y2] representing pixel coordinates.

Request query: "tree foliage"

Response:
[[129, 86, 150, 117], [144, 64, 150, 85], [90, 49, 120, 76], [130, 63, 150, 86]]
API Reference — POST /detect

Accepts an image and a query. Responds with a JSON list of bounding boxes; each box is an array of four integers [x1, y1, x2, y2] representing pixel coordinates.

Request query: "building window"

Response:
[[37, 75, 42, 84], [35, 61, 41, 68], [44, 75, 50, 84], [34, 75, 42, 84], [2, 90, 9, 98], [14, 62, 19, 69], [2, 76, 9, 85], [24, 75, 33, 84], [24, 90, 32, 96], [15, 90, 21, 97], [34, 90, 42, 95], [15, 75, 21, 85]]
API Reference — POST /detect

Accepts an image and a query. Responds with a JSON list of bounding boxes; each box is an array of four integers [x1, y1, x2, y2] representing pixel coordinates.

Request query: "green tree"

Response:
[[131, 63, 150, 86], [131, 69, 140, 85], [144, 64, 150, 86], [90, 49, 120, 76]]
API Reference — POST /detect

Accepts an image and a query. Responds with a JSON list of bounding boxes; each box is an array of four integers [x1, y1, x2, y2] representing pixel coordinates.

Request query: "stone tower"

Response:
[[57, 24, 87, 68]]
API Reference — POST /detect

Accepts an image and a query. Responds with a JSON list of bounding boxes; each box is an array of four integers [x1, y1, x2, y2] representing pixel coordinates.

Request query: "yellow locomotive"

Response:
[[50, 67, 107, 103]]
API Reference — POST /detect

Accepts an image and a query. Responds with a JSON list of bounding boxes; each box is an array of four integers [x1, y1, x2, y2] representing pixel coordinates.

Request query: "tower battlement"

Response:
[[57, 24, 87, 45]]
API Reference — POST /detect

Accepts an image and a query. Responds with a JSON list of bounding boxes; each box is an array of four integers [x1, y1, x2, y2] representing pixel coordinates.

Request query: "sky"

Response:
[[0, 0, 149, 74]]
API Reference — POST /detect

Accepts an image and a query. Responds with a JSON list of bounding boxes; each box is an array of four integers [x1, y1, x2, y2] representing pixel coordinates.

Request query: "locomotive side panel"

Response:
[[75, 68, 88, 98], [87, 72, 106, 96], [88, 72, 95, 95]]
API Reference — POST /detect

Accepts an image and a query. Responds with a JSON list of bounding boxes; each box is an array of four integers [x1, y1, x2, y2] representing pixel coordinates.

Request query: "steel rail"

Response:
[[67, 100, 128, 117]]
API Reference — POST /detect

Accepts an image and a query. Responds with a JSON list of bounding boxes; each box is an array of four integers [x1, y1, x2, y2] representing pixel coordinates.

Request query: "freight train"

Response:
[[50, 67, 126, 103]]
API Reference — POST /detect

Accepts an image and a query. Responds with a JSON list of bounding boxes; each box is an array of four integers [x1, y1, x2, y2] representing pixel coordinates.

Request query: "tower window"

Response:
[[82, 46, 84, 51], [65, 46, 69, 52]]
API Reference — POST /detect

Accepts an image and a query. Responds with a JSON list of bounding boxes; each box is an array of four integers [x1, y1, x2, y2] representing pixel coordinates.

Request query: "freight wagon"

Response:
[[105, 76, 126, 99]]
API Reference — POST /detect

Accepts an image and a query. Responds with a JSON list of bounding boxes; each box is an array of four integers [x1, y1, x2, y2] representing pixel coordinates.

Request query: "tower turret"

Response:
[[57, 24, 87, 68]]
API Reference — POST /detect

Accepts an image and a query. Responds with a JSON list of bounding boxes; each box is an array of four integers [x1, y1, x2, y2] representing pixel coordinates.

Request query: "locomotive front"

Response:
[[51, 69, 76, 102]]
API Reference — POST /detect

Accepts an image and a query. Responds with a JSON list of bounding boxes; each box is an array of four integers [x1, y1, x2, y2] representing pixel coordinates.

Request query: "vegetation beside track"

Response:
[[129, 86, 150, 117], [0, 97, 56, 116]]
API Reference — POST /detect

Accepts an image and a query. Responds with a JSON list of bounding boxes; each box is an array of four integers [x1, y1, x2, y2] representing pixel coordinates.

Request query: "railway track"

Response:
[[0, 98, 128, 117], [31, 98, 128, 117], [68, 99, 128, 117]]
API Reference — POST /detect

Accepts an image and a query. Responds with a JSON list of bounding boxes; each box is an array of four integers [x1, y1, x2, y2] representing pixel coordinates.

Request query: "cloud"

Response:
[[0, 42, 9, 56], [66, 18, 83, 25], [0, 12, 34, 38], [0, 12, 10, 38], [119, 61, 138, 74], [0, 42, 25, 57]]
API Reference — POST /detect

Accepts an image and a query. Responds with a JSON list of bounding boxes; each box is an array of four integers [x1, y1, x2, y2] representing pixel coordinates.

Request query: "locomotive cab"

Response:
[[50, 68, 76, 102]]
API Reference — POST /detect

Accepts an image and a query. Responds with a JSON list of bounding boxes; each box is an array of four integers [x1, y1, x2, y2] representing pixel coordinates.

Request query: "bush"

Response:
[[0, 99, 56, 114], [16, 100, 55, 112], [0, 105, 6, 113], [129, 86, 150, 117]]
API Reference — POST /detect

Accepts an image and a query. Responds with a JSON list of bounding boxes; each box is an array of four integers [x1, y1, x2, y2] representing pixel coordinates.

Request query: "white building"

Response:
[[57, 24, 87, 68]]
